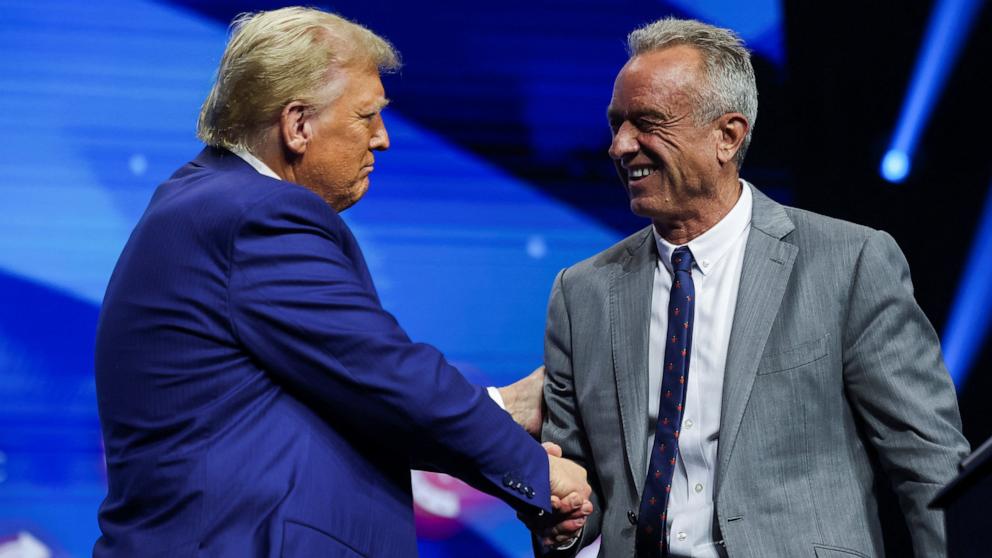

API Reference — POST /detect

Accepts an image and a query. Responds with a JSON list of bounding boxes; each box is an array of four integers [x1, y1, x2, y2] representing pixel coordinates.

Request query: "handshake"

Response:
[[500, 366, 592, 550], [544, 441, 593, 550]]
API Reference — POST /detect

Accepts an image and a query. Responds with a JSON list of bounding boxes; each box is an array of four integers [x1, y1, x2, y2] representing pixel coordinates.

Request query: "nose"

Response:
[[370, 114, 390, 151], [608, 121, 638, 161]]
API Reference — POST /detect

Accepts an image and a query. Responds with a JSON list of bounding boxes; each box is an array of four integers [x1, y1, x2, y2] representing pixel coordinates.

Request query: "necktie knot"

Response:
[[671, 246, 694, 273]]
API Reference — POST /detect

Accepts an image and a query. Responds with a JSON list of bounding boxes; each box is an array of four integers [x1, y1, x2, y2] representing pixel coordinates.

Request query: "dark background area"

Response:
[[784, 1, 992, 450]]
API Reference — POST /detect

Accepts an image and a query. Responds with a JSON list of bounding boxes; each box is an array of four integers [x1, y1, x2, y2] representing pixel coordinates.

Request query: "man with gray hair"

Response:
[[94, 7, 590, 557], [537, 17, 968, 557]]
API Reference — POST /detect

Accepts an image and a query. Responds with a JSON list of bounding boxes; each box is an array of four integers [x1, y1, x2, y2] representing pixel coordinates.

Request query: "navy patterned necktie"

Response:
[[636, 246, 695, 558]]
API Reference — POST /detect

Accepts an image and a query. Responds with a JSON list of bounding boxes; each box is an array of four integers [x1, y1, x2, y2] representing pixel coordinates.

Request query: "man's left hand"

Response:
[[498, 365, 545, 438]]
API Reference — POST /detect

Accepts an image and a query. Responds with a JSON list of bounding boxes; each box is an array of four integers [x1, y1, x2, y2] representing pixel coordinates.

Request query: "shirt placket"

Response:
[[667, 267, 707, 556]]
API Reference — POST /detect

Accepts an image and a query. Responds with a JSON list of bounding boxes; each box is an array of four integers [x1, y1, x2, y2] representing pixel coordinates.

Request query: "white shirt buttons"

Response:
[[647, 183, 755, 558], [695, 483, 704, 493]]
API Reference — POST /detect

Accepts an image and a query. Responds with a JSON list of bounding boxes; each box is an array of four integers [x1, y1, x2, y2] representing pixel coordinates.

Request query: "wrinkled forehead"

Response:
[[322, 65, 389, 110], [609, 45, 705, 112]]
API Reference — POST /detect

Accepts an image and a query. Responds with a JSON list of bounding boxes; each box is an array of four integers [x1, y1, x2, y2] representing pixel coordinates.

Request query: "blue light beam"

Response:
[[942, 181, 992, 389], [880, 0, 983, 183]]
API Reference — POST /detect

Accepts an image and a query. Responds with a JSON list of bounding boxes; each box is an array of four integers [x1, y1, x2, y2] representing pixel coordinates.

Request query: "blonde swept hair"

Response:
[[197, 7, 401, 151]]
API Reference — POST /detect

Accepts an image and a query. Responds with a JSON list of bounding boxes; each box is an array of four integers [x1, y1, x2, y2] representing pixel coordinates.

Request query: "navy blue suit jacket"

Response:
[[94, 147, 551, 557]]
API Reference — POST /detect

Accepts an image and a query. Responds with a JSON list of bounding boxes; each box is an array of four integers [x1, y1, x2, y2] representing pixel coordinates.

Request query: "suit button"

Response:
[[503, 474, 513, 487], [627, 510, 637, 525], [525, 487, 535, 498]]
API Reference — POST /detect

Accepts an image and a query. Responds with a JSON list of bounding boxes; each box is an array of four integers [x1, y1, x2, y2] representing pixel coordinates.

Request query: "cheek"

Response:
[[317, 146, 361, 180], [345, 132, 373, 167], [643, 132, 678, 156], [312, 154, 346, 179]]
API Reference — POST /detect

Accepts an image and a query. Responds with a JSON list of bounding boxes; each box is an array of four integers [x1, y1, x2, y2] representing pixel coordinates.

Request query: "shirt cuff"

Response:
[[487, 386, 506, 410], [555, 528, 582, 550]]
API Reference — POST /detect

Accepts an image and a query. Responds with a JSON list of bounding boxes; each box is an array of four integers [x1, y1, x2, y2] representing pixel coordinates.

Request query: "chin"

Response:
[[353, 180, 370, 203], [338, 183, 370, 213], [629, 197, 664, 220]]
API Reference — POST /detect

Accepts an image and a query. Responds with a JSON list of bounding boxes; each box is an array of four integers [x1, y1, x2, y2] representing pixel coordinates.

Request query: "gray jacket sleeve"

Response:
[[842, 230, 970, 557], [540, 269, 603, 556]]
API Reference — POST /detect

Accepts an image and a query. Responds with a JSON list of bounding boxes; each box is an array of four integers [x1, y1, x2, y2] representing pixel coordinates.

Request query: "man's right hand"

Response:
[[544, 443, 592, 549], [540, 504, 590, 549], [548, 453, 591, 505]]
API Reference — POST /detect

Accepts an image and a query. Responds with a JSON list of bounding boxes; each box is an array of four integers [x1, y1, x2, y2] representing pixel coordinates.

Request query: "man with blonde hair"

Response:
[[94, 7, 589, 557], [538, 16, 967, 558]]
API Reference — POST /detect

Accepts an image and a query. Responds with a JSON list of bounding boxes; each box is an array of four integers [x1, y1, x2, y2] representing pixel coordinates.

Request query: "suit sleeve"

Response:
[[226, 186, 551, 517], [842, 230, 969, 557], [540, 269, 604, 555]]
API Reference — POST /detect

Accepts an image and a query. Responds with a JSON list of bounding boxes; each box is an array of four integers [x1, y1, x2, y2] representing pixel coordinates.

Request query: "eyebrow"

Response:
[[375, 98, 391, 112], [607, 107, 669, 121]]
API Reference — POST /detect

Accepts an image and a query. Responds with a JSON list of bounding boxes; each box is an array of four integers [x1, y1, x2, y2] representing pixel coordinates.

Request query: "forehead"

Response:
[[610, 45, 704, 113], [332, 65, 387, 109]]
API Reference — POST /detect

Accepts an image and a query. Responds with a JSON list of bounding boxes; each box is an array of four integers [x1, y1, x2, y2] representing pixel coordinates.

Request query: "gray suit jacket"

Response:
[[542, 185, 969, 558]]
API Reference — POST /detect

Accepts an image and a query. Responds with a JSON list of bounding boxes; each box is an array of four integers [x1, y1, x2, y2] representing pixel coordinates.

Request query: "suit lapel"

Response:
[[716, 186, 797, 494], [610, 227, 655, 492]]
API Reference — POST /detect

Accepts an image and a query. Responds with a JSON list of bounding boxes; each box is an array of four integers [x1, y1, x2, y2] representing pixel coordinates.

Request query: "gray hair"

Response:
[[627, 17, 757, 166], [197, 7, 401, 151]]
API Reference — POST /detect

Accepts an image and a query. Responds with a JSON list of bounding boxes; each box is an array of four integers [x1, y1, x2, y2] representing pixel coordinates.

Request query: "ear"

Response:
[[279, 101, 313, 156], [715, 113, 749, 165]]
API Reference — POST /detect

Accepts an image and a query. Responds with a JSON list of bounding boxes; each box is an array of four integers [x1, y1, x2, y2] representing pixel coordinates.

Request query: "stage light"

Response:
[[942, 182, 992, 389], [880, 0, 983, 184], [880, 150, 910, 183]]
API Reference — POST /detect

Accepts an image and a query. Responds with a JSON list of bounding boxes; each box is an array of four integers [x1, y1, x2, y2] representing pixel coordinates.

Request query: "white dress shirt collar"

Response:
[[230, 146, 283, 181], [653, 181, 753, 276]]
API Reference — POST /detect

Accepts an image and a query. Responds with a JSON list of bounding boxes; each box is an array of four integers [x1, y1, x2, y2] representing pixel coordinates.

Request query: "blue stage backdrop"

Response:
[[0, 1, 784, 556]]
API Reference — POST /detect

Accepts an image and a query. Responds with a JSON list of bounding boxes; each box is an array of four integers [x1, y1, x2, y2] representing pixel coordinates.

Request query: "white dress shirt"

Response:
[[647, 182, 752, 557], [231, 146, 282, 180]]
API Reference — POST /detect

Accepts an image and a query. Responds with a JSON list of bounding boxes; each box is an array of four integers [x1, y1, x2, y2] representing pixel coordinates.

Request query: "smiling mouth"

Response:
[[627, 165, 657, 183]]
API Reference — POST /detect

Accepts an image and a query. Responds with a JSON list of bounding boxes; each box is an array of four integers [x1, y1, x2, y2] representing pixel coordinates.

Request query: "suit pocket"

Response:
[[813, 543, 870, 558], [756, 334, 830, 375], [282, 520, 367, 558]]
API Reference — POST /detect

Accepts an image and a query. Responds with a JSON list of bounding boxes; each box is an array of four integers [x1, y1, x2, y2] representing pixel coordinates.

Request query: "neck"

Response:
[[653, 177, 742, 245], [252, 136, 299, 184]]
